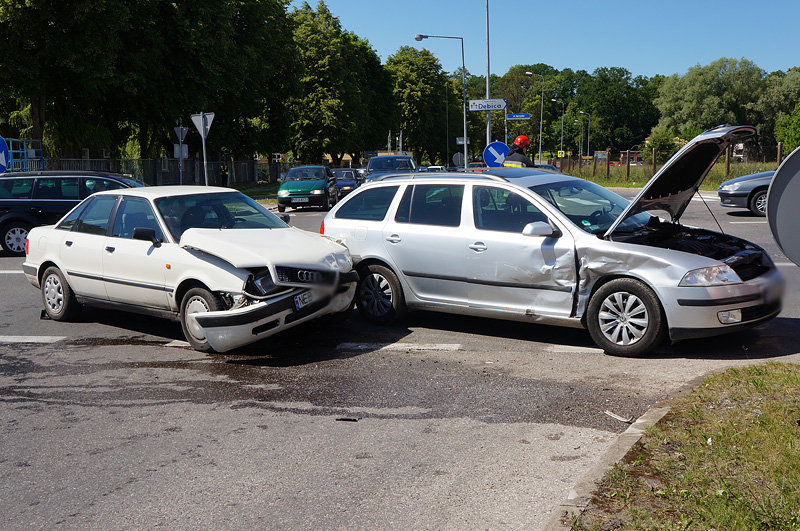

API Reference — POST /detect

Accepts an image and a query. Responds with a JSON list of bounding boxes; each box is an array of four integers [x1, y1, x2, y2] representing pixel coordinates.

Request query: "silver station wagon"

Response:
[[322, 125, 784, 357]]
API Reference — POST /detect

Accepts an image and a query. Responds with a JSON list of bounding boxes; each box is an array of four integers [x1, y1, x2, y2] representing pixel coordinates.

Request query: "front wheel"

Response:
[[180, 287, 224, 352], [749, 189, 767, 217], [277, 204, 286, 213], [356, 264, 406, 324], [2, 221, 31, 256], [41, 266, 80, 321], [586, 278, 665, 357]]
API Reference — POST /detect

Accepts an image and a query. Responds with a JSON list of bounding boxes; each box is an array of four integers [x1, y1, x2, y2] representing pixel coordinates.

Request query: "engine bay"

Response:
[[609, 217, 770, 280]]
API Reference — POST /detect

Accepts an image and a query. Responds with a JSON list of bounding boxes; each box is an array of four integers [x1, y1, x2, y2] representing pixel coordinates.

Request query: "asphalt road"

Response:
[[1, 190, 799, 529]]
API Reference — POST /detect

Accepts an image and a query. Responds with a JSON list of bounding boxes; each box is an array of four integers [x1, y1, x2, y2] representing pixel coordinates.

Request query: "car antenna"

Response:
[[695, 190, 725, 235]]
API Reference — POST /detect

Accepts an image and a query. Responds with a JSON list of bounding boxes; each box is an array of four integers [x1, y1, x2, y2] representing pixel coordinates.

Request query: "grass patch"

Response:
[[572, 363, 800, 530], [232, 181, 280, 197], [562, 161, 777, 190]]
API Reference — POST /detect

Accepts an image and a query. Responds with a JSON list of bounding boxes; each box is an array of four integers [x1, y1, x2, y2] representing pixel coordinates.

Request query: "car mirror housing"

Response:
[[522, 221, 560, 238], [132, 227, 162, 247], [279, 214, 290, 224]]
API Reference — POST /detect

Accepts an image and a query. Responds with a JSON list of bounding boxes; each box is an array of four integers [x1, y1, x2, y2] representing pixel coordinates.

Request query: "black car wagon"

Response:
[[0, 170, 142, 255]]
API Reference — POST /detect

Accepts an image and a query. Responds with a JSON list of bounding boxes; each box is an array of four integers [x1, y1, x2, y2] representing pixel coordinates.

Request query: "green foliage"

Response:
[[775, 101, 800, 153], [642, 126, 681, 163]]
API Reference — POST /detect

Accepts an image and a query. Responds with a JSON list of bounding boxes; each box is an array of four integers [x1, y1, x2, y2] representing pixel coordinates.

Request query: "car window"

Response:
[[56, 202, 90, 231], [335, 186, 399, 221], [75, 195, 118, 235], [111, 197, 164, 240], [85, 178, 124, 196], [155, 191, 286, 240], [473, 186, 548, 233], [0, 178, 34, 199], [395, 184, 463, 227], [34, 178, 81, 200]]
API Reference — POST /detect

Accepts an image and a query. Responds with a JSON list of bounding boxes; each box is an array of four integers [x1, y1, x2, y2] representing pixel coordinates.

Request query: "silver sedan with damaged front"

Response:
[[23, 187, 357, 352], [322, 125, 784, 357]]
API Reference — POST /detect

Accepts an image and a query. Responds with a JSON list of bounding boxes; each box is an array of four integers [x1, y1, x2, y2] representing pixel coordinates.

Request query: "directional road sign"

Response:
[[469, 99, 508, 111], [174, 126, 188, 143], [507, 113, 531, 120], [456, 137, 470, 145], [453, 152, 465, 167], [483, 141, 510, 168], [0, 137, 9, 173], [558, 150, 565, 158]]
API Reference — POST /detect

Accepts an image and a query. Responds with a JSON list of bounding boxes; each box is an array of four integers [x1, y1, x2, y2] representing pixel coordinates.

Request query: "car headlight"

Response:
[[719, 182, 741, 192], [679, 265, 742, 286], [310, 189, 324, 195], [342, 186, 352, 190], [278, 190, 289, 197]]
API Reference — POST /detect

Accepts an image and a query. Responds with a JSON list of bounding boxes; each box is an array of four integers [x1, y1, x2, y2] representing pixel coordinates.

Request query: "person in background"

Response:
[[503, 135, 536, 168]]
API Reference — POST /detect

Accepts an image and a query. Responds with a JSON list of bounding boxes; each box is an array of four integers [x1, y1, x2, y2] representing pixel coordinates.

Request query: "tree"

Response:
[[749, 68, 800, 145], [775, 101, 800, 153], [654, 58, 765, 137], [386, 46, 449, 164]]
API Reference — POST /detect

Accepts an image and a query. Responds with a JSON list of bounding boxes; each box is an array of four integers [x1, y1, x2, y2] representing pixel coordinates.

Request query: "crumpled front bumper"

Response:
[[192, 271, 358, 352]]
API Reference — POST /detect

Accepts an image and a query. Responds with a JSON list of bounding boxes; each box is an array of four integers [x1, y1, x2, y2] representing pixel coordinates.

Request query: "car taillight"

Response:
[[24, 238, 29, 255], [319, 220, 325, 234]]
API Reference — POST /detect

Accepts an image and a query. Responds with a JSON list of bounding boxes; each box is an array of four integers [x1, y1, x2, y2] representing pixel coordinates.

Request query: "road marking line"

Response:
[[0, 336, 67, 344], [336, 342, 462, 352], [0, 270, 24, 274], [729, 221, 767, 224], [548, 345, 604, 353], [776, 262, 796, 267]]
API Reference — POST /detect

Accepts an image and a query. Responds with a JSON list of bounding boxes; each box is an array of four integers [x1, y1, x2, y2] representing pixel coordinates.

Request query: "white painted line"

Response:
[[776, 262, 796, 267], [729, 221, 767, 224], [336, 342, 462, 352], [548, 345, 603, 353], [0, 336, 67, 344], [165, 340, 191, 348], [0, 270, 24, 274]]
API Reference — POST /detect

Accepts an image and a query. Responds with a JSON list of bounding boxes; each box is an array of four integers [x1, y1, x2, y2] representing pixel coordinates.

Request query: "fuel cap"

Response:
[[767, 145, 800, 266]]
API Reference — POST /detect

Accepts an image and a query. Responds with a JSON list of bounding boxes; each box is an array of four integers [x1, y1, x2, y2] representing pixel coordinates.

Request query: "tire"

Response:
[[180, 287, 224, 352], [277, 204, 286, 213], [356, 264, 406, 324], [322, 193, 331, 211], [586, 278, 666, 357], [748, 189, 767, 217], [2, 221, 31, 256], [41, 266, 80, 321]]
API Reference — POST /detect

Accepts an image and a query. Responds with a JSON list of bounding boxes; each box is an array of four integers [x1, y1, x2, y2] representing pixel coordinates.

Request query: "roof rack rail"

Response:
[[375, 171, 508, 183]]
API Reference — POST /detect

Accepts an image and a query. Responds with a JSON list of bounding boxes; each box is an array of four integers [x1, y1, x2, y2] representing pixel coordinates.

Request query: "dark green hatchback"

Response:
[[277, 166, 338, 212]]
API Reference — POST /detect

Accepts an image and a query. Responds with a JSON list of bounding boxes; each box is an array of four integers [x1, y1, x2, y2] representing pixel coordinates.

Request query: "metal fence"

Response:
[[29, 158, 262, 186]]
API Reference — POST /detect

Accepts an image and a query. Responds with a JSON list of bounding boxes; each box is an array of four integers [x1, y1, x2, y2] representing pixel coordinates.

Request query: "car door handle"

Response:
[[469, 242, 487, 252], [65, 240, 73, 247], [29, 207, 42, 214], [105, 246, 115, 253], [385, 234, 402, 244]]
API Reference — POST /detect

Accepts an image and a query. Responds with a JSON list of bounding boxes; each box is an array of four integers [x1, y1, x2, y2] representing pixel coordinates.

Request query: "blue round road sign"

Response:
[[483, 141, 510, 168], [0, 137, 9, 174]]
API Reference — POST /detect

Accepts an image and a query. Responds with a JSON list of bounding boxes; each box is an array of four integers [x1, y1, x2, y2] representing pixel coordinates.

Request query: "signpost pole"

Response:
[[485, 0, 491, 146], [191, 112, 214, 186], [201, 113, 209, 186]]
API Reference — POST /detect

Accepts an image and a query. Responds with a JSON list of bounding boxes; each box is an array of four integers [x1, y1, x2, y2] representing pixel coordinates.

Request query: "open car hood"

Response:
[[179, 227, 342, 268], [604, 124, 756, 238]]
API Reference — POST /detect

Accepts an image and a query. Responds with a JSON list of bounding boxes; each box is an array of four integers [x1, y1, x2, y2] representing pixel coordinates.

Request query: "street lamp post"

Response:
[[574, 119, 583, 166], [551, 98, 564, 154], [580, 110, 591, 162], [415, 33, 468, 170], [525, 72, 544, 163]]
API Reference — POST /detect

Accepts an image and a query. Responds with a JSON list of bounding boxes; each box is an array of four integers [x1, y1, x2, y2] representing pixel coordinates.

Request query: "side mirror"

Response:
[[522, 221, 560, 238], [279, 214, 290, 224], [132, 227, 162, 247]]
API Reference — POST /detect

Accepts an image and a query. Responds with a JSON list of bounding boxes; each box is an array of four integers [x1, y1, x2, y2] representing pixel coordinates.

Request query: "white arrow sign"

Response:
[[487, 145, 505, 164], [469, 99, 508, 111], [0, 150, 6, 170]]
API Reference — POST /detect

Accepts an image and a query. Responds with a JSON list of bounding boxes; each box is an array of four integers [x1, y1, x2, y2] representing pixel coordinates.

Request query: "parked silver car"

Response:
[[322, 125, 784, 357]]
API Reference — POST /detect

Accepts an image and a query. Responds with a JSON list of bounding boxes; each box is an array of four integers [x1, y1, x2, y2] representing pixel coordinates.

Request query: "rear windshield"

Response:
[[368, 157, 416, 171]]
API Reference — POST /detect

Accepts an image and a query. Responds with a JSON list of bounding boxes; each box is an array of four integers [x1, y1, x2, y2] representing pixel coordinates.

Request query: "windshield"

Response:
[[368, 157, 416, 171], [332, 169, 355, 180], [285, 167, 327, 181], [155, 191, 287, 240], [529, 179, 653, 234]]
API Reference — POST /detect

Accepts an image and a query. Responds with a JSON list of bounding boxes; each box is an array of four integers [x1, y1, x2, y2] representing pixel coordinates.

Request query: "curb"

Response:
[[542, 406, 671, 530]]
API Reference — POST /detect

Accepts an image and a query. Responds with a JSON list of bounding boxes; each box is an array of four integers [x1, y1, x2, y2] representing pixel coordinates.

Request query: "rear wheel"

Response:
[[277, 204, 286, 213], [586, 278, 665, 357], [749, 189, 767, 216], [41, 266, 80, 321], [180, 287, 224, 352], [356, 264, 406, 324], [1, 221, 31, 256]]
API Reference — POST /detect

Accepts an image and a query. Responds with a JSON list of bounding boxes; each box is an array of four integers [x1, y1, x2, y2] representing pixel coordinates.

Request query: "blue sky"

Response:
[[290, 0, 799, 78]]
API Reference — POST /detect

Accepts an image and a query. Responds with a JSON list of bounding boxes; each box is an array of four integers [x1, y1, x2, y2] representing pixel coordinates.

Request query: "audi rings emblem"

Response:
[[297, 270, 322, 283]]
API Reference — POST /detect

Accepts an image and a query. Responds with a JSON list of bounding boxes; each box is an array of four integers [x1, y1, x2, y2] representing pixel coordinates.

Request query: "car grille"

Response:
[[275, 266, 336, 286], [741, 301, 781, 322]]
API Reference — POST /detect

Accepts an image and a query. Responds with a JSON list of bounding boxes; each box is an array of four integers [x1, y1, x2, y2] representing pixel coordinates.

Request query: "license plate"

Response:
[[291, 197, 309, 203], [294, 291, 314, 310]]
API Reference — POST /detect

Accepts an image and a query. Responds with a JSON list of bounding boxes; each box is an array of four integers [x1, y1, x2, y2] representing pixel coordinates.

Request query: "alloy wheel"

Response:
[[359, 273, 393, 317], [597, 291, 649, 346]]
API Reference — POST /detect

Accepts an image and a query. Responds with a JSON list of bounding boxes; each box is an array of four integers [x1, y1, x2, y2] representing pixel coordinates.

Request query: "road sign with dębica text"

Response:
[[469, 99, 507, 111]]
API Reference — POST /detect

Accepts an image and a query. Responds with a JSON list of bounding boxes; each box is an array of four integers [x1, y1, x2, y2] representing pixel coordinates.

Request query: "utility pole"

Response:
[[485, 0, 491, 146]]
